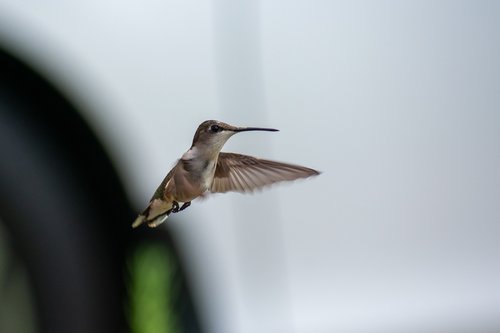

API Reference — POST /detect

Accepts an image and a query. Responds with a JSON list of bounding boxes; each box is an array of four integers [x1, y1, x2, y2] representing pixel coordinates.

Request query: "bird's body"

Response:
[[133, 120, 320, 228]]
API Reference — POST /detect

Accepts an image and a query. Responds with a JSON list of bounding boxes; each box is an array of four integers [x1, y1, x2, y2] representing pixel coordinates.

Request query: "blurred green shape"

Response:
[[129, 243, 179, 333]]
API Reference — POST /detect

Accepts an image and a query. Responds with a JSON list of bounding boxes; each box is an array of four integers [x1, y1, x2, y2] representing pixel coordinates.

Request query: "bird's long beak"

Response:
[[233, 126, 279, 133]]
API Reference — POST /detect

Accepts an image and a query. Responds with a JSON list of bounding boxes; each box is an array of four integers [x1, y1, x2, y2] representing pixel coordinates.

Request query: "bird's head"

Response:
[[191, 120, 278, 154]]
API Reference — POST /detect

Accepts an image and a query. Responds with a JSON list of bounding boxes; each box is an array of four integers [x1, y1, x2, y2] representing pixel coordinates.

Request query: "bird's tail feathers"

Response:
[[132, 214, 146, 228], [131, 200, 173, 228], [132, 211, 171, 228], [146, 214, 170, 228]]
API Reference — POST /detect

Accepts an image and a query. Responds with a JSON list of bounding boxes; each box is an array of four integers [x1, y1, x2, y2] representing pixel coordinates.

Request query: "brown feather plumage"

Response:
[[211, 153, 320, 193]]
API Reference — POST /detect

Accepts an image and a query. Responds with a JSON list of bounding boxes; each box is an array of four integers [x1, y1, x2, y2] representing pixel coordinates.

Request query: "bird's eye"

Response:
[[210, 124, 221, 132]]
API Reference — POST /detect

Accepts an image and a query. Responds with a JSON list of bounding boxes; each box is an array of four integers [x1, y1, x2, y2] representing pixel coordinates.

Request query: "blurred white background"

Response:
[[1, 1, 499, 332]]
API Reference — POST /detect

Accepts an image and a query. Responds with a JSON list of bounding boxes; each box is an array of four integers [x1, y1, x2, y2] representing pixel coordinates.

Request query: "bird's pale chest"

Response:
[[189, 159, 216, 189], [181, 148, 217, 191]]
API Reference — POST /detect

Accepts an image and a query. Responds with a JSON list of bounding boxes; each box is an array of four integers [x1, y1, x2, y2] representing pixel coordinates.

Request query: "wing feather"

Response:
[[210, 152, 320, 193]]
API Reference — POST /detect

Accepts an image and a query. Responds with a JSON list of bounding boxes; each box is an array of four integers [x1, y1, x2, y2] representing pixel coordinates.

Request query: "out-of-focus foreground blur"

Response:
[[0, 1, 499, 333]]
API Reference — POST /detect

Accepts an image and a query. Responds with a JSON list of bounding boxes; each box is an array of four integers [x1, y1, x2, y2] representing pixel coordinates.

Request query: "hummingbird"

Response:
[[132, 120, 320, 228]]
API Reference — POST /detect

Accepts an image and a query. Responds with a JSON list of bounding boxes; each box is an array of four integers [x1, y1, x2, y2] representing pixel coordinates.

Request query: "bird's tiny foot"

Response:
[[171, 201, 180, 213], [179, 201, 191, 212]]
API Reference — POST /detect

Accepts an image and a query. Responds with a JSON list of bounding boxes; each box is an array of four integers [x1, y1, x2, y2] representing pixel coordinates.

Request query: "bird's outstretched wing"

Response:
[[210, 152, 320, 193]]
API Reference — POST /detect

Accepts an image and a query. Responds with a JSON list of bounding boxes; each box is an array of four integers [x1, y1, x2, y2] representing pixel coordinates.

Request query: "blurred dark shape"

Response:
[[0, 49, 201, 333]]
